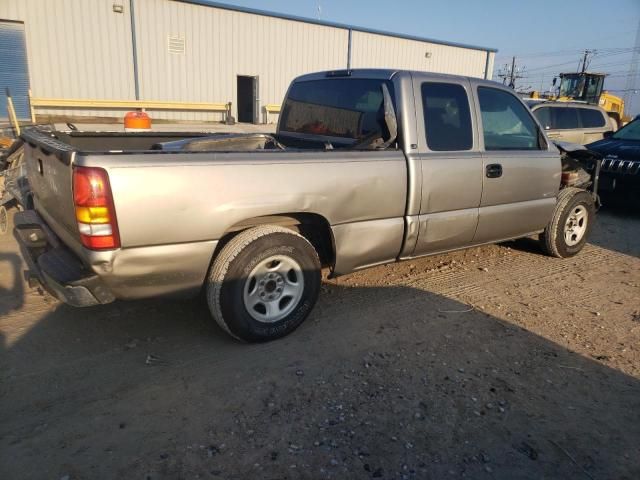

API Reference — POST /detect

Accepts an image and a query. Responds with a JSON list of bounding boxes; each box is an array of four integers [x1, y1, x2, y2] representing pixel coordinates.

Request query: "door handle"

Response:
[[486, 163, 502, 178]]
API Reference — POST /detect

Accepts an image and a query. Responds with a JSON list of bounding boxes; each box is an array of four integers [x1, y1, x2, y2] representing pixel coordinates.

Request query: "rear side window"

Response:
[[579, 108, 607, 128], [279, 78, 393, 143], [421, 82, 473, 151], [478, 87, 541, 150], [554, 108, 580, 129]]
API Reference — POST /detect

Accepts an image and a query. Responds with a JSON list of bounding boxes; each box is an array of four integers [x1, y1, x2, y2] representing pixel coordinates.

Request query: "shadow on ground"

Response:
[[1, 280, 638, 479], [589, 192, 640, 258]]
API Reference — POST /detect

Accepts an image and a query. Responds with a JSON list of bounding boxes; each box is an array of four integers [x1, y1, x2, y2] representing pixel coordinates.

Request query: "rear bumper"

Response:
[[13, 210, 115, 307]]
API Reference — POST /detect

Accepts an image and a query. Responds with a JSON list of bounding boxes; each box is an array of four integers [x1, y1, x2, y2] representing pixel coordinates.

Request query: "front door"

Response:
[[411, 76, 483, 256], [473, 84, 560, 244]]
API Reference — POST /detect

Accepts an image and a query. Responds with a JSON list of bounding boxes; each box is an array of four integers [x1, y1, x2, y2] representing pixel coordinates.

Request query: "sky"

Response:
[[208, 0, 640, 114]]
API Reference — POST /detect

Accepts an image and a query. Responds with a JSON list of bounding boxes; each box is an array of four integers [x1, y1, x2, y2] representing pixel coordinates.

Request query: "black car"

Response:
[[587, 118, 640, 197]]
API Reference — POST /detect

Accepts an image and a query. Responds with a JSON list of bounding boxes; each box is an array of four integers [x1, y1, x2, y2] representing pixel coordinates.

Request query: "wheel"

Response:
[[0, 205, 7, 235], [540, 188, 595, 258], [206, 225, 321, 342]]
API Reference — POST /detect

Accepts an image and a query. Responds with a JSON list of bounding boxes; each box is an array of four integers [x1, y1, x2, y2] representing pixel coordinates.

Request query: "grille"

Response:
[[600, 158, 640, 175]]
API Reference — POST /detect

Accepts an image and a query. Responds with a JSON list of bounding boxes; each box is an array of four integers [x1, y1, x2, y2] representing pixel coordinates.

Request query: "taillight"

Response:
[[73, 166, 120, 250]]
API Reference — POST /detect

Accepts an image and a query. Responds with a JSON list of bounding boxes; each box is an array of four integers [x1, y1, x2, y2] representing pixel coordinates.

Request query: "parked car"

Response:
[[15, 69, 600, 342], [528, 101, 614, 144], [587, 116, 640, 196]]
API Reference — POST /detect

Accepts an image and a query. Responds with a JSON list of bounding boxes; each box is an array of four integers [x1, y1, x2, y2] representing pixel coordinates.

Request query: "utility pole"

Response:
[[497, 56, 525, 89], [509, 56, 517, 88], [580, 49, 596, 73], [624, 20, 640, 109]]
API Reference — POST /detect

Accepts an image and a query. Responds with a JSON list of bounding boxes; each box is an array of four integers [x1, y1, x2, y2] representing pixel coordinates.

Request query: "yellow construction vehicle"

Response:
[[555, 72, 629, 128]]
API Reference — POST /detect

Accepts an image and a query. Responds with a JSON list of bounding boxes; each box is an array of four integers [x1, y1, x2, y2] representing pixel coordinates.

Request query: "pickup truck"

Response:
[[15, 69, 601, 342]]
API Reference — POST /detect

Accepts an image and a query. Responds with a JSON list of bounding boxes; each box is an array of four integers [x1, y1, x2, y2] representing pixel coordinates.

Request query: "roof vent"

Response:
[[168, 36, 185, 55]]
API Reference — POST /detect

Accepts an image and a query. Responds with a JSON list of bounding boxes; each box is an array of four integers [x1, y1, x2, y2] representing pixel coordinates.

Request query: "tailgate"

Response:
[[21, 128, 80, 249]]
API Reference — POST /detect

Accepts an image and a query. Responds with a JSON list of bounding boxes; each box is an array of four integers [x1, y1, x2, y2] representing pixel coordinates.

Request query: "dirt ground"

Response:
[[0, 200, 639, 480]]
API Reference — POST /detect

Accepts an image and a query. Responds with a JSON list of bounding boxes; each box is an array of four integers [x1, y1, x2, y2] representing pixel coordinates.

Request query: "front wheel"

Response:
[[206, 225, 321, 342], [540, 188, 595, 258]]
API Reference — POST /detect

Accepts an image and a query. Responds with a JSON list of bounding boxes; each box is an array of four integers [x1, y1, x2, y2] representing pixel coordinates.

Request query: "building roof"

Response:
[[175, 0, 498, 53]]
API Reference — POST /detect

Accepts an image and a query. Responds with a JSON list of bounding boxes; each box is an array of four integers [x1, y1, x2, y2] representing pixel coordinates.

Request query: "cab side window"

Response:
[[421, 82, 473, 151], [478, 87, 543, 150]]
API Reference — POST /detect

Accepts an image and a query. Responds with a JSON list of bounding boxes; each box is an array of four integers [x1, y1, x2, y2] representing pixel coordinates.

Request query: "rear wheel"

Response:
[[540, 188, 595, 258], [206, 225, 321, 342]]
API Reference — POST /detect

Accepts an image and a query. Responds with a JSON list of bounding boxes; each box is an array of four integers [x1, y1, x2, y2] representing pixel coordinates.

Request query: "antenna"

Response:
[[316, 1, 322, 19]]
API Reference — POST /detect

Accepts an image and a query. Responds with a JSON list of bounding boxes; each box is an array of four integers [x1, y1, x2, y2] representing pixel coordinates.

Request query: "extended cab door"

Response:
[[410, 75, 483, 256], [473, 83, 560, 243]]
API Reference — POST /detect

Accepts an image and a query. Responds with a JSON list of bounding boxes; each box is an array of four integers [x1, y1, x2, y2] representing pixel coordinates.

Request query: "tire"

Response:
[[206, 225, 321, 342], [540, 187, 595, 258]]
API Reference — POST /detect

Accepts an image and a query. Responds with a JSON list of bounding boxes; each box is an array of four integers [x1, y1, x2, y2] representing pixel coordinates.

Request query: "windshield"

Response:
[[613, 118, 640, 141]]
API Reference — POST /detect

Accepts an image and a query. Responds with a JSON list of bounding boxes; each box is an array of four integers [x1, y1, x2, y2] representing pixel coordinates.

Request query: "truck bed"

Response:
[[20, 126, 408, 301]]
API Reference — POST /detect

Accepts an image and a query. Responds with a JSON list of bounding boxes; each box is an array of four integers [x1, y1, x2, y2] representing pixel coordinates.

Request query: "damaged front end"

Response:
[[555, 141, 603, 209]]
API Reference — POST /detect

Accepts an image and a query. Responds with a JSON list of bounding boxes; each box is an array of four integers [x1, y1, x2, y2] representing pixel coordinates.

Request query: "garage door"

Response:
[[0, 21, 30, 120]]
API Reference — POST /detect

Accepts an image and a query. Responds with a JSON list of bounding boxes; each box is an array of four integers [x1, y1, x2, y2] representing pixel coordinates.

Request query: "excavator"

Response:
[[531, 72, 630, 128]]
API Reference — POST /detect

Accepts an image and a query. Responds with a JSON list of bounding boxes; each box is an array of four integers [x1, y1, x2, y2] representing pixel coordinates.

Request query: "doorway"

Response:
[[237, 75, 258, 123], [0, 21, 30, 120]]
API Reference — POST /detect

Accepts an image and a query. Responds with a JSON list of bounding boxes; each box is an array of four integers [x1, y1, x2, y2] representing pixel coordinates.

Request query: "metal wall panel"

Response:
[[351, 30, 489, 79], [132, 0, 349, 121], [486, 52, 495, 80], [0, 0, 495, 122], [0, 0, 136, 118]]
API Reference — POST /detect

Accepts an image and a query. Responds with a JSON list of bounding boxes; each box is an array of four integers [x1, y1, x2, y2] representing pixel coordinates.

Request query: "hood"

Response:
[[586, 138, 640, 162]]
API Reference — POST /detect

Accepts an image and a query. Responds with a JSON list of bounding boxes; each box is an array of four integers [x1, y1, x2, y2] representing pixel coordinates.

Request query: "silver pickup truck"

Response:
[[15, 69, 601, 342]]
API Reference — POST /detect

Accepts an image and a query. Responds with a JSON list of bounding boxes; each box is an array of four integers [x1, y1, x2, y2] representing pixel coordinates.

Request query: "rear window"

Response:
[[579, 108, 606, 128], [279, 78, 393, 142], [421, 82, 473, 151]]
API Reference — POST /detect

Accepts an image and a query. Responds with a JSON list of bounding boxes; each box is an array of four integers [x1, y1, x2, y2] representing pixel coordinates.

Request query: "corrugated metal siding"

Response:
[[351, 30, 488, 78], [0, 0, 136, 118], [486, 52, 495, 80], [133, 0, 348, 121], [0, 21, 30, 119], [0, 0, 495, 122]]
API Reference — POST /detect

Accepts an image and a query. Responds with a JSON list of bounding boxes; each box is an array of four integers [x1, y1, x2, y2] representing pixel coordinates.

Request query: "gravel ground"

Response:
[[0, 201, 639, 480]]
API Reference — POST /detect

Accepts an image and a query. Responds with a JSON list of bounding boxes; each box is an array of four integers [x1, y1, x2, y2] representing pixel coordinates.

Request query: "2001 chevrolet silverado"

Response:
[[16, 69, 601, 342]]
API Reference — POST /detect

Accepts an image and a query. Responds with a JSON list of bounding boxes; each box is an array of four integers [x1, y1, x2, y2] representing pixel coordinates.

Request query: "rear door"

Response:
[[411, 76, 483, 256], [578, 107, 612, 144], [473, 83, 560, 243]]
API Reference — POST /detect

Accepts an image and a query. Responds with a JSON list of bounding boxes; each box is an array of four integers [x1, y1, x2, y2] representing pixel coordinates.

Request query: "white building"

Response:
[[0, 0, 496, 123]]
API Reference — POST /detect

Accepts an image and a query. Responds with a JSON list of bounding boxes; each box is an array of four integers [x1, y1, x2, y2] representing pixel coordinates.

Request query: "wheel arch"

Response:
[[213, 213, 336, 270]]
